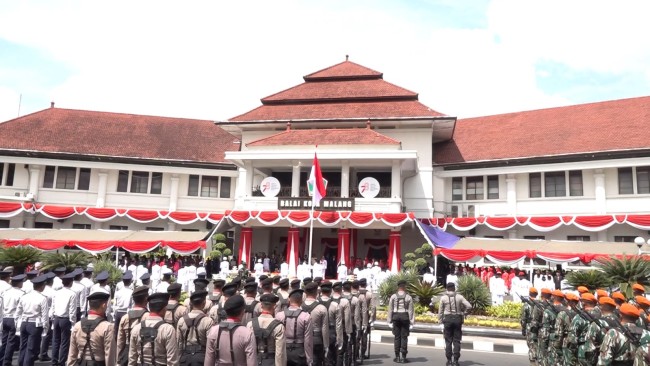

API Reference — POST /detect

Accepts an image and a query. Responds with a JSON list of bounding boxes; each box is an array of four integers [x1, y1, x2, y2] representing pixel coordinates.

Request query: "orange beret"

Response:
[[620, 303, 640, 318], [635, 296, 650, 307], [596, 289, 609, 298], [599, 297, 616, 307], [566, 293, 579, 302], [633, 284, 645, 292], [581, 293, 596, 302], [529, 287, 538, 294], [552, 290, 565, 298], [577, 286, 589, 294], [612, 292, 626, 302], [541, 288, 552, 295]]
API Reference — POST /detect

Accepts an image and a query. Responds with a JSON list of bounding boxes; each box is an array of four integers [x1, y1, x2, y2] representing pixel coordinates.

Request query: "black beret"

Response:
[[397, 280, 407, 287], [193, 278, 209, 286], [289, 289, 304, 297], [358, 279, 367, 287], [260, 293, 279, 304], [222, 282, 239, 297], [303, 277, 313, 284], [26, 270, 38, 276], [147, 292, 170, 305], [224, 295, 245, 316], [246, 277, 256, 284], [279, 278, 289, 287], [259, 275, 268, 281], [290, 279, 301, 287], [83, 267, 94, 274], [351, 280, 360, 288], [313, 277, 323, 283], [332, 281, 342, 289], [190, 290, 208, 302], [62, 273, 75, 280], [320, 281, 333, 291], [87, 290, 110, 301], [261, 278, 273, 287], [213, 279, 226, 288], [244, 282, 257, 291], [305, 282, 318, 292], [133, 286, 150, 298], [45, 272, 56, 280], [342, 282, 352, 291], [272, 275, 281, 284], [167, 283, 182, 294]]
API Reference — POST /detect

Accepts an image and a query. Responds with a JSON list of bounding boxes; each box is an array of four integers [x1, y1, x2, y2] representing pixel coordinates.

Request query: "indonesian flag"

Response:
[[307, 153, 327, 207]]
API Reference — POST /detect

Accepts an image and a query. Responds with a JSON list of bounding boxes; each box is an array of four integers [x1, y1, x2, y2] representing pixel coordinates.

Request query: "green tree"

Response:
[[378, 269, 420, 305], [457, 275, 491, 314], [565, 269, 612, 291], [92, 256, 122, 289], [0, 246, 42, 274], [42, 252, 92, 272], [409, 280, 445, 307], [598, 256, 650, 298]]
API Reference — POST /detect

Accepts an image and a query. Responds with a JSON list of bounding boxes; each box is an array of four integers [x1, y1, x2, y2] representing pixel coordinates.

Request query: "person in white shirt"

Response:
[[113, 271, 134, 340], [1, 274, 26, 364], [156, 268, 172, 293], [49, 272, 77, 366], [423, 267, 435, 284], [70, 269, 87, 321], [311, 260, 322, 282], [254, 259, 264, 279], [80, 267, 94, 300], [490, 272, 506, 305], [127, 260, 138, 277], [321, 256, 328, 278], [263, 256, 270, 272], [446, 269, 459, 287], [337, 262, 348, 281], [513, 272, 532, 303], [38, 272, 57, 361], [0, 267, 12, 295], [15, 274, 49, 366], [220, 258, 230, 278], [51, 267, 65, 291], [22, 270, 38, 293], [89, 271, 113, 322], [280, 259, 289, 279], [150, 261, 161, 290]]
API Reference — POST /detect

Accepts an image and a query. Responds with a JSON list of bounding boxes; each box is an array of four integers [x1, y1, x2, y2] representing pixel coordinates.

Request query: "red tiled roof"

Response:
[[434, 96, 650, 165], [304, 60, 382, 80], [247, 128, 401, 147], [0, 107, 238, 165], [262, 79, 417, 104], [230, 101, 443, 122], [228, 60, 445, 122]]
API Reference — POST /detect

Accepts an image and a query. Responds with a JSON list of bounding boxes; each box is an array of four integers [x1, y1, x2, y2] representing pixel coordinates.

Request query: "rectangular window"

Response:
[[55, 167, 77, 190], [145, 227, 165, 231], [130, 171, 149, 194], [465, 176, 484, 200], [487, 175, 499, 199], [484, 235, 504, 239], [35, 222, 54, 229], [529, 173, 542, 198], [618, 167, 634, 195], [181, 229, 200, 232], [637, 167, 650, 194], [0, 219, 10, 228], [188, 175, 200, 196], [452, 177, 463, 201], [150, 172, 163, 195], [109, 225, 128, 231], [0, 164, 3, 186], [524, 235, 546, 240], [43, 166, 56, 188], [117, 170, 129, 192], [4, 163, 15, 186], [201, 176, 219, 198], [77, 168, 91, 191], [220, 177, 231, 198], [545, 171, 566, 197], [450, 205, 459, 218], [567, 235, 590, 241], [72, 224, 92, 230], [614, 236, 636, 243], [569, 170, 583, 196], [467, 205, 475, 217]]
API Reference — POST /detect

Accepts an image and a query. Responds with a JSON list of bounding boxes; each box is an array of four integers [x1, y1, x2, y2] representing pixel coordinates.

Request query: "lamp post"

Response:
[[634, 236, 650, 255]]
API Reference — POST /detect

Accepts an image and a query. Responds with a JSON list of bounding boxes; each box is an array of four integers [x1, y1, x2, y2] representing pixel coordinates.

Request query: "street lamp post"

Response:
[[634, 236, 650, 255]]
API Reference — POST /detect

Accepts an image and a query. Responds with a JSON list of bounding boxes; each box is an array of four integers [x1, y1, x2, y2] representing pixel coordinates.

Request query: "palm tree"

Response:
[[598, 256, 650, 298], [0, 245, 43, 274], [565, 269, 611, 291], [41, 251, 92, 272]]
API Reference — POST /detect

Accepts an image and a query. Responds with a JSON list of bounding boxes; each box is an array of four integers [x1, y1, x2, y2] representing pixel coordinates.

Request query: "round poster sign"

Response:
[[260, 177, 281, 197], [358, 177, 380, 198]]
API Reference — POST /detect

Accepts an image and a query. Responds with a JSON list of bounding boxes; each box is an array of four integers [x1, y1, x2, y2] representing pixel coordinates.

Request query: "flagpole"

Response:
[[308, 201, 315, 268]]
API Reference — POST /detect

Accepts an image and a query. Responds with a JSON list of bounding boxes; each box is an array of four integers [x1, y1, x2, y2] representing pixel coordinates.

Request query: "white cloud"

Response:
[[0, 0, 647, 121]]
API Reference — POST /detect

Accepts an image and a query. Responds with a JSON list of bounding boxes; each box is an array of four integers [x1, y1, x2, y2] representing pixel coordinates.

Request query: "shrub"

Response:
[[408, 280, 445, 307], [598, 256, 650, 298], [565, 269, 611, 291], [0, 246, 42, 274], [92, 258, 123, 289], [223, 248, 232, 257], [404, 253, 417, 261], [403, 260, 416, 270], [42, 252, 92, 272], [378, 269, 420, 305], [486, 302, 524, 319], [414, 303, 429, 315], [213, 233, 227, 243], [457, 275, 491, 314]]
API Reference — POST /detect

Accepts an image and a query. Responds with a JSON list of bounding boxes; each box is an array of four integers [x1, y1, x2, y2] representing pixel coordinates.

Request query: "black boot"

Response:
[[452, 357, 459, 366], [401, 352, 408, 363], [446, 361, 452, 366], [394, 352, 400, 363]]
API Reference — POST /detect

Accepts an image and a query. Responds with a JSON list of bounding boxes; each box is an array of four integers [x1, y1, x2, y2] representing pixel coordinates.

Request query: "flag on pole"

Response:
[[307, 152, 327, 206], [415, 220, 460, 249]]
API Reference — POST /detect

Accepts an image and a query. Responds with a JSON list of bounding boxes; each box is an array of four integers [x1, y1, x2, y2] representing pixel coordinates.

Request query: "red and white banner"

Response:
[[388, 231, 401, 272], [238, 228, 253, 268], [337, 229, 351, 267], [287, 228, 300, 277]]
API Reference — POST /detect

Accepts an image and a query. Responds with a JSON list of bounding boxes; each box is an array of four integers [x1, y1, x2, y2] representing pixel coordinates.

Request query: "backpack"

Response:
[[76, 317, 106, 366], [319, 298, 335, 327], [245, 300, 258, 315], [118, 309, 148, 366], [283, 309, 303, 343], [252, 318, 282, 358], [301, 302, 324, 344], [139, 320, 165, 366], [166, 303, 180, 326], [214, 323, 241, 364], [179, 313, 207, 366], [278, 293, 289, 311]]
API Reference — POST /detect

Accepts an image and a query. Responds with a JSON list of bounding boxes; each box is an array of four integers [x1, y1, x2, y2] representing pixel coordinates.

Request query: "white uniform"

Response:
[[23, 279, 33, 294], [71, 281, 87, 313], [0, 279, 11, 295], [312, 262, 322, 280], [220, 260, 230, 278], [113, 286, 133, 316], [489, 276, 506, 305], [156, 281, 170, 293], [254, 261, 264, 278], [2, 286, 24, 321], [151, 264, 161, 290], [16, 289, 49, 330], [52, 276, 63, 291], [49, 286, 77, 322], [337, 265, 348, 281], [280, 262, 289, 279]]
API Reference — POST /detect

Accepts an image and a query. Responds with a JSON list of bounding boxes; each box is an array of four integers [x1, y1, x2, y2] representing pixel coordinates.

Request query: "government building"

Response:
[[1, 59, 649, 279]]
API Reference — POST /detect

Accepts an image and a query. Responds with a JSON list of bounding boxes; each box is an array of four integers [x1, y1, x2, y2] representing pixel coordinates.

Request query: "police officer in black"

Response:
[[387, 280, 414, 363]]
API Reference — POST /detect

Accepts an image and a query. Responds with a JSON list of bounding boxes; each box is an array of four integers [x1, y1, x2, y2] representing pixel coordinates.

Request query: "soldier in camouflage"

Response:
[[570, 293, 600, 366], [583, 297, 619, 366], [555, 292, 580, 366], [598, 303, 647, 365], [633, 296, 650, 330], [533, 288, 552, 366], [520, 287, 539, 365], [539, 290, 566, 366]]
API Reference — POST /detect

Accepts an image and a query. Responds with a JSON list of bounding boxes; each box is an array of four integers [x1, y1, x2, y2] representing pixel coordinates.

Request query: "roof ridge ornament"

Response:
[[366, 120, 371, 129], [345, 54, 349, 61], [286, 121, 291, 131]]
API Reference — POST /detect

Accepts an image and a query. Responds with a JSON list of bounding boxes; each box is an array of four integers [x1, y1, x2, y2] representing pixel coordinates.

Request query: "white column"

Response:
[[96, 171, 108, 208], [597, 230, 607, 242], [167, 222, 177, 231], [23, 214, 35, 228], [169, 175, 180, 211], [245, 161, 254, 197], [341, 160, 350, 198], [594, 169, 606, 214], [391, 160, 401, 199], [506, 174, 517, 216], [291, 163, 301, 197], [508, 229, 517, 239], [28, 165, 41, 199]]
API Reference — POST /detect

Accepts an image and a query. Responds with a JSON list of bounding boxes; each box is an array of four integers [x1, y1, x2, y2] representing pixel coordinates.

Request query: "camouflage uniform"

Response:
[[530, 299, 547, 364], [583, 314, 618, 366], [597, 323, 647, 365], [521, 299, 538, 363], [570, 308, 600, 366], [555, 306, 577, 366], [539, 303, 564, 366]]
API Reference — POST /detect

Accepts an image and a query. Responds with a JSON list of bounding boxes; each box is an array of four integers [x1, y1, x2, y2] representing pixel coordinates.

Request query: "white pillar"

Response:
[[391, 160, 401, 199], [291, 163, 301, 197], [594, 169, 606, 214], [167, 222, 177, 231], [23, 214, 34, 228], [245, 161, 254, 197], [96, 171, 108, 208], [169, 175, 180, 211], [28, 165, 41, 199], [341, 160, 350, 198], [508, 229, 517, 239], [597, 230, 607, 242], [506, 174, 517, 216]]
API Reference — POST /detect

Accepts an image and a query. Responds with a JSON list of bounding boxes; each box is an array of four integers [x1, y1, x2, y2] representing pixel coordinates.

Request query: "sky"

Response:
[[0, 0, 648, 123]]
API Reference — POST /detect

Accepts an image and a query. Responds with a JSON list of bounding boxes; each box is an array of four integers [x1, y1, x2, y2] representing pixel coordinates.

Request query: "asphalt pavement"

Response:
[[368, 343, 530, 365]]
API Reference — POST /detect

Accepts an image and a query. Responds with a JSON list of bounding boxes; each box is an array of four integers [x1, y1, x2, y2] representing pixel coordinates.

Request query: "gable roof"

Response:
[[0, 107, 238, 166], [246, 127, 400, 147], [434, 96, 650, 165], [228, 60, 445, 122]]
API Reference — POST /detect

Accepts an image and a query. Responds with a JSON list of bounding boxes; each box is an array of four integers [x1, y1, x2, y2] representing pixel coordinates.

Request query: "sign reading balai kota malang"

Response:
[[278, 197, 355, 211]]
